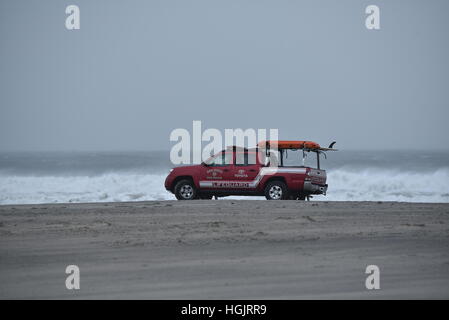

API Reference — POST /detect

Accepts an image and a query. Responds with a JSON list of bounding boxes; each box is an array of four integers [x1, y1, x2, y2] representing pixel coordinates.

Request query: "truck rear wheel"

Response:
[[174, 179, 197, 200], [264, 181, 288, 200]]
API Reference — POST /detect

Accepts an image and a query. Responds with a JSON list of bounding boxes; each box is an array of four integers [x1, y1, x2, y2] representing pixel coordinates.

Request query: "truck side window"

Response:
[[236, 152, 257, 166], [207, 151, 233, 166], [224, 152, 233, 165], [235, 152, 248, 166]]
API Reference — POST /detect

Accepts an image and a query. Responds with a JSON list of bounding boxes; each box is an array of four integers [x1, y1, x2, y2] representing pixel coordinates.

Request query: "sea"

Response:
[[0, 150, 448, 204]]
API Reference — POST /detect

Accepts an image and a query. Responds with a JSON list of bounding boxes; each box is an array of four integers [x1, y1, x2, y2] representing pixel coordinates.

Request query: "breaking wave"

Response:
[[0, 173, 173, 205], [1, 168, 449, 204], [324, 168, 449, 203]]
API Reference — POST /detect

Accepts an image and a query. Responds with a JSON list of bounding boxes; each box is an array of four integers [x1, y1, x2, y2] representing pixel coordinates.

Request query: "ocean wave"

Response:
[[0, 173, 174, 205], [324, 168, 449, 203], [1, 168, 448, 204]]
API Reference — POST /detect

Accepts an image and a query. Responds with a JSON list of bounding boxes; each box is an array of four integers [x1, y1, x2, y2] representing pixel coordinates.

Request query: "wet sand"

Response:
[[1, 200, 449, 299]]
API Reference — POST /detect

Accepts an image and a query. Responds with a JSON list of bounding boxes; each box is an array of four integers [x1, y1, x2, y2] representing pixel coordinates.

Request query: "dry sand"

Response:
[[1, 200, 449, 299]]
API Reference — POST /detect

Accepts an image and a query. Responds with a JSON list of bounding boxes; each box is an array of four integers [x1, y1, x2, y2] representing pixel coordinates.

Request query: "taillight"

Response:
[[305, 171, 311, 181], [306, 169, 315, 181]]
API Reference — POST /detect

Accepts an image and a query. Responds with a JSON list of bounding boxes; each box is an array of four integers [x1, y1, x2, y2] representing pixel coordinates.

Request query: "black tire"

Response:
[[174, 179, 197, 200], [264, 180, 289, 200]]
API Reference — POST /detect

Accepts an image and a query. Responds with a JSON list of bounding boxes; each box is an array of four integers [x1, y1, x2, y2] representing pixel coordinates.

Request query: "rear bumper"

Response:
[[303, 181, 327, 195]]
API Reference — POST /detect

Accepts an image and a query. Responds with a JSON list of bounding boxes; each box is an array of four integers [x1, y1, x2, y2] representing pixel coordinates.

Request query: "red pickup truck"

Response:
[[165, 140, 336, 200]]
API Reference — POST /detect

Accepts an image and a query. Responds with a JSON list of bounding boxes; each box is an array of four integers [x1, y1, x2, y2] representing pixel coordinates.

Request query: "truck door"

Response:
[[233, 151, 261, 189], [199, 151, 235, 190]]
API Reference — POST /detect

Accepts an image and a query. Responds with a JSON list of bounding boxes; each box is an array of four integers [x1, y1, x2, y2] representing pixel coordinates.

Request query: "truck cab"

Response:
[[164, 140, 336, 200]]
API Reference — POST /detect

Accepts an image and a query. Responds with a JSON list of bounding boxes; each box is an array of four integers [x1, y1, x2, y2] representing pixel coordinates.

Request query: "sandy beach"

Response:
[[1, 200, 448, 299]]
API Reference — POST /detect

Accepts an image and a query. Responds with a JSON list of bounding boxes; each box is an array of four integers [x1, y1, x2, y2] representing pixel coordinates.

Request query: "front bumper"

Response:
[[303, 181, 328, 195], [164, 175, 174, 192]]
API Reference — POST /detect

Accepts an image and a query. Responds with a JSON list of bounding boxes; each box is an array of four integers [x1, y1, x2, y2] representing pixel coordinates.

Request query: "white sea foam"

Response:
[[1, 168, 448, 204], [0, 173, 173, 205], [324, 168, 449, 203]]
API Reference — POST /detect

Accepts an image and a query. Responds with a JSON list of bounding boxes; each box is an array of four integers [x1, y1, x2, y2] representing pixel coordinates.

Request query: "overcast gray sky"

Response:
[[0, 0, 448, 151]]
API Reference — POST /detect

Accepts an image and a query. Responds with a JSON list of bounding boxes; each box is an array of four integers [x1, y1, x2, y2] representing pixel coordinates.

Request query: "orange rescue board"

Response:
[[258, 140, 321, 150]]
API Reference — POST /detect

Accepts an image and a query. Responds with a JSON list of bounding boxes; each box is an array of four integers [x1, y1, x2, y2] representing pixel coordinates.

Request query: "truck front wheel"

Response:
[[174, 179, 197, 200], [264, 181, 288, 200]]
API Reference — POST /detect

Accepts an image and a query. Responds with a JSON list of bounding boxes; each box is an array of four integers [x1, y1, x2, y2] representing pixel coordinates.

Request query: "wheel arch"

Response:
[[262, 176, 287, 189], [171, 175, 194, 192]]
